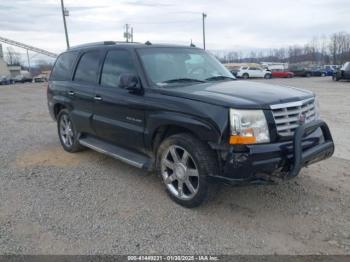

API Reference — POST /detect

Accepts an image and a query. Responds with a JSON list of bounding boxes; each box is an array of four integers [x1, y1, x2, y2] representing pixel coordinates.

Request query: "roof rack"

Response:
[[69, 41, 142, 50]]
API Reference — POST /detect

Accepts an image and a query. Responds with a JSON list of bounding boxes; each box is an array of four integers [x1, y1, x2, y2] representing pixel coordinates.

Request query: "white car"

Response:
[[236, 66, 272, 79]]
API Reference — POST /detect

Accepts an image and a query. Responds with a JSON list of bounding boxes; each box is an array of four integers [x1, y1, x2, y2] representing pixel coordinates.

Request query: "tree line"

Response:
[[213, 31, 350, 65]]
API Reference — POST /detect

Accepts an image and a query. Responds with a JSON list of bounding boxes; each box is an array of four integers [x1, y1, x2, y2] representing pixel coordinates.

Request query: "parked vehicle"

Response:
[[308, 66, 327, 77], [227, 66, 240, 77], [14, 74, 33, 83], [236, 66, 272, 79], [324, 65, 339, 76], [333, 62, 350, 81], [289, 66, 312, 77], [48, 42, 334, 207], [33, 74, 47, 83], [0, 75, 13, 85], [270, 69, 294, 78]]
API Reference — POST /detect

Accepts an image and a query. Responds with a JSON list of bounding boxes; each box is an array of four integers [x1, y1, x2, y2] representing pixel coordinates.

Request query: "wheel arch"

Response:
[[53, 103, 67, 120], [146, 113, 222, 153]]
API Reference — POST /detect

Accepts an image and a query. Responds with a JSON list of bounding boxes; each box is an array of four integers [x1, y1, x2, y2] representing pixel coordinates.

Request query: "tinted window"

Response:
[[74, 51, 101, 84], [101, 50, 136, 88], [51, 51, 78, 81]]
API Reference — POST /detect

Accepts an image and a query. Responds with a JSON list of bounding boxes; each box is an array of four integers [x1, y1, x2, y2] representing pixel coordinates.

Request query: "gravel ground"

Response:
[[0, 77, 349, 255]]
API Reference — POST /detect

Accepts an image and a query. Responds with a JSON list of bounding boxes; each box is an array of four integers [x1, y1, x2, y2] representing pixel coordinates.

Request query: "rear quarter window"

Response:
[[50, 51, 78, 81]]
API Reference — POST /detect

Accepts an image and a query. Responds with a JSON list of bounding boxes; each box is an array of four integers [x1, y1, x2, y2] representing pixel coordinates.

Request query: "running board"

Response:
[[79, 136, 152, 170]]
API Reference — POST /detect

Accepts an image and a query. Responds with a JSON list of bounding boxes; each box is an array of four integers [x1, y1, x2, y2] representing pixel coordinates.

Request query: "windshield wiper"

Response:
[[205, 75, 235, 81], [161, 78, 206, 84]]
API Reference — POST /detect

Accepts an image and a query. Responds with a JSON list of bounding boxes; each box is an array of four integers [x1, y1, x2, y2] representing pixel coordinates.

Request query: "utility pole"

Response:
[[202, 13, 207, 50], [26, 49, 31, 74], [130, 27, 133, 43], [124, 24, 130, 42], [60, 0, 70, 49]]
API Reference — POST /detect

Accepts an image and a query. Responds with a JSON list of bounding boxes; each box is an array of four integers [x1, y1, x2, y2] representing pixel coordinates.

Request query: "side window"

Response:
[[74, 51, 101, 84], [51, 51, 78, 81], [101, 50, 136, 88]]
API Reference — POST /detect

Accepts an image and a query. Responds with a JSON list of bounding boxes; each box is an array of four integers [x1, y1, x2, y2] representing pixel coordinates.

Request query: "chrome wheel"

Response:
[[161, 145, 199, 200], [59, 114, 74, 147]]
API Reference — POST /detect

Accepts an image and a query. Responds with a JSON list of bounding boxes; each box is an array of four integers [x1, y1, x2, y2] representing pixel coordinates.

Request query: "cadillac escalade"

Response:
[[47, 41, 334, 207]]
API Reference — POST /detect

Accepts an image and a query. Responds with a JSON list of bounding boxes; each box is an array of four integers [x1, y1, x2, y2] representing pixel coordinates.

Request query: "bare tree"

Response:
[[328, 32, 350, 64]]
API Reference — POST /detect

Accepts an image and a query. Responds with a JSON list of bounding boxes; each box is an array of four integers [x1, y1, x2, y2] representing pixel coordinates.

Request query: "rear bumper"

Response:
[[213, 120, 334, 184]]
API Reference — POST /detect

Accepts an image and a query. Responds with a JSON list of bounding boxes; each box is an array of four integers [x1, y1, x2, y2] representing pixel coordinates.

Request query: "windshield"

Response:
[[137, 47, 234, 87]]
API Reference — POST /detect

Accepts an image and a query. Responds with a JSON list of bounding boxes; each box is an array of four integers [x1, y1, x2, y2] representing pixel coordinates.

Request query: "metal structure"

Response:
[[0, 36, 58, 74], [0, 36, 58, 58], [124, 24, 134, 43]]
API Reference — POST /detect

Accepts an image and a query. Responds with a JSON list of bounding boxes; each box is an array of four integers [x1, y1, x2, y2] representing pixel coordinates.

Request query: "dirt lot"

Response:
[[0, 77, 349, 255]]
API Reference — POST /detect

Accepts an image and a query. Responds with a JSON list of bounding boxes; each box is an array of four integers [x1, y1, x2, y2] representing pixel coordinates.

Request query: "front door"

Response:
[[92, 49, 145, 152]]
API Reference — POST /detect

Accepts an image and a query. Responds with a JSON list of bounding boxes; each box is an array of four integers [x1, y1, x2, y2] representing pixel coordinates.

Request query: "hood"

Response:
[[157, 80, 314, 109]]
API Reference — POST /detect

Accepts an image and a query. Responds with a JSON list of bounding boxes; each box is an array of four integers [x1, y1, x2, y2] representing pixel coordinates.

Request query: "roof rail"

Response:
[[69, 41, 116, 50], [69, 41, 143, 50]]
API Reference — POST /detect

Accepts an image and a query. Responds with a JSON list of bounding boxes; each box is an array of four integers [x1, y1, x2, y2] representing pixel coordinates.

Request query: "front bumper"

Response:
[[214, 120, 334, 184]]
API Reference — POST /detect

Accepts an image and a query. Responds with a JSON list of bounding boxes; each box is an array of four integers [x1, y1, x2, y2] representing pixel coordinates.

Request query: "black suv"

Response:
[[48, 42, 334, 207], [289, 66, 313, 77]]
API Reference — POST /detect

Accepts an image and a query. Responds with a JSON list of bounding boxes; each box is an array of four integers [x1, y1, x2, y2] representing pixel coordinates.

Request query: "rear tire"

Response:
[[264, 73, 271, 79], [57, 109, 84, 153], [243, 73, 249, 79], [156, 133, 219, 208]]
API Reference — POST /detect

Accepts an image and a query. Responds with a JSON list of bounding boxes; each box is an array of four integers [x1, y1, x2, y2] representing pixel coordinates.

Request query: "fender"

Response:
[[144, 111, 223, 150]]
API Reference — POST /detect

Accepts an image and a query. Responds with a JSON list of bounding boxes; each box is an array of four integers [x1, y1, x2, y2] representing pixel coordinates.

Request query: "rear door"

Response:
[[92, 49, 145, 151], [69, 50, 103, 134]]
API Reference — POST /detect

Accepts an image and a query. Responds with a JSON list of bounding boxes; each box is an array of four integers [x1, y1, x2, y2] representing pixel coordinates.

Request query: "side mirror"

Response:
[[119, 74, 142, 93]]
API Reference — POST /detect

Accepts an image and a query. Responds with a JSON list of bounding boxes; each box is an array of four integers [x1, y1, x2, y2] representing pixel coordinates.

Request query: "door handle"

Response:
[[94, 95, 103, 101], [68, 91, 75, 96]]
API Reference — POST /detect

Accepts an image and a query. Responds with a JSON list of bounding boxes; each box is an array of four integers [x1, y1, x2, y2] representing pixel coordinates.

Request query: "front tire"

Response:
[[264, 73, 271, 79], [156, 133, 218, 208], [57, 109, 84, 153], [242, 73, 249, 79]]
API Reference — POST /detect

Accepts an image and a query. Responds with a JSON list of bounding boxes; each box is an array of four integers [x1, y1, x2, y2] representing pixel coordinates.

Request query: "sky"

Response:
[[0, 0, 349, 62]]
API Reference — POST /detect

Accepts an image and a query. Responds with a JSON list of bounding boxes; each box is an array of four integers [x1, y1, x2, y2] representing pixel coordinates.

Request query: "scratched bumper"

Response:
[[213, 120, 334, 184]]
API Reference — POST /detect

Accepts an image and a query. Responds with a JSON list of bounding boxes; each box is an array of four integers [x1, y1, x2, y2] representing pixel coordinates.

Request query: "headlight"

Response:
[[229, 109, 270, 144]]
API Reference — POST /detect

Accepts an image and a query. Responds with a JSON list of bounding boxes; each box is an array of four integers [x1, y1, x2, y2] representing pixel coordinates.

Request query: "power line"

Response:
[[127, 19, 197, 25]]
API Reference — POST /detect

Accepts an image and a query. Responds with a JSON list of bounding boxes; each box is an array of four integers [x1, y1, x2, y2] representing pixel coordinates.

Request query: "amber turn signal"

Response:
[[229, 135, 256, 144]]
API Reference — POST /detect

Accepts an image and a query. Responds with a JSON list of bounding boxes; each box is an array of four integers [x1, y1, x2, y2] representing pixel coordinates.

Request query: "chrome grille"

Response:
[[270, 98, 316, 136]]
